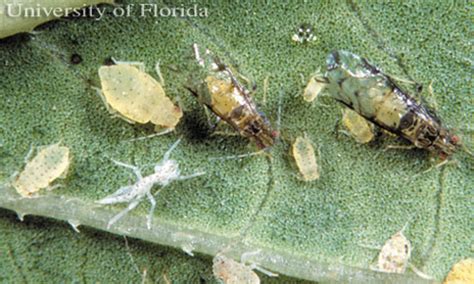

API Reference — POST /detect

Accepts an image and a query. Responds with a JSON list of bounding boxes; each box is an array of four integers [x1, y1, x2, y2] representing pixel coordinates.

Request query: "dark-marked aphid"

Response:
[[213, 254, 260, 284], [363, 224, 432, 279], [323, 50, 460, 158], [376, 228, 412, 274], [212, 251, 278, 284], [186, 44, 277, 149]]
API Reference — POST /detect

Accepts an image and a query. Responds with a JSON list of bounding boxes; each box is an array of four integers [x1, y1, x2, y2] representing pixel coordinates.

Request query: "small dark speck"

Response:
[[103, 57, 115, 66], [70, 53, 82, 65], [416, 84, 423, 93]]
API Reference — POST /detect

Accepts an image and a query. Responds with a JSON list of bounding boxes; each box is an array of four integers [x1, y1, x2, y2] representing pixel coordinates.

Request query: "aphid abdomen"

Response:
[[326, 50, 457, 155], [189, 45, 276, 149], [13, 143, 70, 197]]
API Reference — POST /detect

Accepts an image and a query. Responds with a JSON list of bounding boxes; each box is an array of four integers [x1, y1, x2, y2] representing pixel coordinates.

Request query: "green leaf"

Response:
[[1, 1, 472, 282]]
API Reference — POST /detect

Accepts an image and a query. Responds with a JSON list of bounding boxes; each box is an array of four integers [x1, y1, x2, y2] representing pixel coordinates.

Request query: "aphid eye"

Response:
[[451, 135, 459, 145]]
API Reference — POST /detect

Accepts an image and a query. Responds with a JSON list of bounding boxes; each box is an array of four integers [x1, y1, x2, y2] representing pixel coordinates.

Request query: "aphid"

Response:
[[96, 139, 205, 229], [97, 60, 183, 137], [303, 73, 328, 102], [362, 224, 432, 279], [375, 228, 412, 273], [291, 23, 317, 44], [213, 254, 260, 284], [342, 108, 375, 144], [443, 258, 474, 284], [186, 44, 277, 149], [323, 50, 459, 157], [12, 143, 70, 197], [292, 135, 320, 181]]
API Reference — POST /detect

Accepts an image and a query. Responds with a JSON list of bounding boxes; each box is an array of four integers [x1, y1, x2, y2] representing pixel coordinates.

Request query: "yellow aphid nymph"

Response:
[[97, 61, 182, 132], [342, 108, 375, 144], [292, 136, 320, 181], [303, 73, 327, 103], [13, 143, 70, 197], [444, 258, 474, 284]]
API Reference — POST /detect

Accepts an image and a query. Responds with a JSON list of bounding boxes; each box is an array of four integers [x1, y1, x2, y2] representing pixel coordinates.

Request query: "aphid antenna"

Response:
[[263, 76, 269, 105], [124, 236, 141, 275], [358, 243, 382, 251], [67, 219, 81, 233], [140, 269, 148, 284], [109, 57, 146, 72], [192, 43, 205, 67], [208, 149, 266, 161], [176, 171, 206, 181], [241, 250, 279, 277], [154, 60, 165, 86], [162, 138, 182, 162], [407, 263, 434, 280], [248, 263, 279, 277], [23, 143, 35, 163], [125, 128, 174, 142], [408, 159, 458, 181], [110, 159, 143, 179], [276, 89, 284, 138]]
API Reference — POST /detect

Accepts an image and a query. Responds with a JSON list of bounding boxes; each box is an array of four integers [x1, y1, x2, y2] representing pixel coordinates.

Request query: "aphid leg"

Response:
[[241, 250, 278, 277], [247, 263, 279, 277], [384, 144, 417, 151], [154, 61, 165, 86], [176, 171, 206, 181], [192, 43, 205, 67], [126, 128, 174, 142], [46, 184, 63, 191], [273, 90, 284, 138], [208, 149, 267, 161], [110, 57, 146, 72], [426, 80, 438, 110], [162, 138, 182, 162], [263, 76, 269, 105], [145, 191, 156, 229], [96, 185, 134, 204], [410, 159, 457, 180], [124, 236, 141, 275], [112, 159, 143, 180], [408, 263, 434, 280], [23, 144, 35, 163], [299, 73, 306, 85], [358, 243, 382, 250], [107, 199, 141, 229]]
